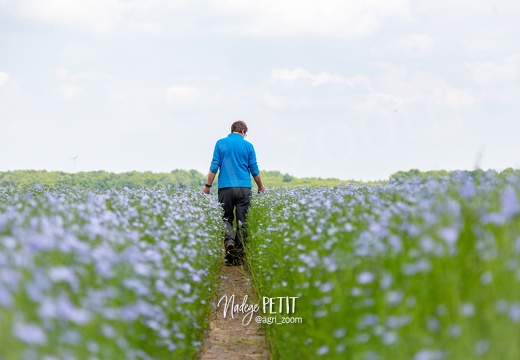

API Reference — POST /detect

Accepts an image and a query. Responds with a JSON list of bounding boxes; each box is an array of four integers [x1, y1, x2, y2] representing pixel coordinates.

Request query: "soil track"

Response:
[[199, 262, 269, 360]]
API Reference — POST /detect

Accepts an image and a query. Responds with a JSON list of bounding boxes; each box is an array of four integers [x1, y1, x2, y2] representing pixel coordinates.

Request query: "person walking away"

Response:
[[202, 121, 266, 266]]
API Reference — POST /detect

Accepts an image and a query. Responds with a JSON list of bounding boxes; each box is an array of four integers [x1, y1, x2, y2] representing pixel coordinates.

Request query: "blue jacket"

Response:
[[210, 133, 260, 188]]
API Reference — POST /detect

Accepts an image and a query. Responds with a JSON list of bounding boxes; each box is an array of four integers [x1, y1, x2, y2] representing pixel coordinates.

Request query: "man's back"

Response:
[[210, 133, 259, 188]]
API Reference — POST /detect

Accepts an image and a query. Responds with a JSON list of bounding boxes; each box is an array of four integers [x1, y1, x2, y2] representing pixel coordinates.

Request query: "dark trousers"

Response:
[[218, 187, 252, 256]]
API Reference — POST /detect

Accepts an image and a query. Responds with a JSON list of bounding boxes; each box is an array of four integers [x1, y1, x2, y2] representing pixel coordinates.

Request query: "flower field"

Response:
[[246, 171, 520, 360], [2, 171, 520, 360], [0, 187, 223, 359]]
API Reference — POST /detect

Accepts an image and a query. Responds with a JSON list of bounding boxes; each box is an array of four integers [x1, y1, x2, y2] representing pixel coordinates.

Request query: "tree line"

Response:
[[3, 168, 515, 190], [0, 169, 351, 190], [389, 168, 519, 182], [0, 170, 204, 190]]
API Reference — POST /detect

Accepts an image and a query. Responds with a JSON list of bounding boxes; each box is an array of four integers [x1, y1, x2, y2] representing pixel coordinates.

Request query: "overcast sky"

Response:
[[1, 0, 519, 181]]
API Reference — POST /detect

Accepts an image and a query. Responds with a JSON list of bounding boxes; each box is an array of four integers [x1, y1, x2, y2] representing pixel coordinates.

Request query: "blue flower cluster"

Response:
[[246, 171, 520, 359], [0, 187, 224, 359]]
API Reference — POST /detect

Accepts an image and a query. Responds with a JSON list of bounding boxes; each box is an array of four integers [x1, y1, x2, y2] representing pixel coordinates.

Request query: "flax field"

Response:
[[246, 171, 520, 360], [2, 170, 520, 360], [0, 187, 223, 359]]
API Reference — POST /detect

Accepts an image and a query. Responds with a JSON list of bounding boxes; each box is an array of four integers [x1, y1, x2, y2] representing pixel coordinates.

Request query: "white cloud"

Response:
[[490, 86, 520, 105], [373, 63, 476, 110], [105, 87, 176, 134], [269, 67, 372, 87], [3, 0, 520, 181], [414, 0, 520, 17], [260, 91, 312, 109], [467, 53, 520, 85], [55, 68, 69, 80], [18, 0, 126, 35], [55, 68, 113, 82], [161, 78, 252, 111], [354, 92, 404, 113], [73, 70, 113, 82], [429, 86, 475, 108], [57, 84, 83, 101], [60, 42, 98, 64], [392, 33, 434, 57], [213, 0, 413, 38], [263, 67, 373, 109], [412, 1, 520, 57], [165, 85, 198, 105], [178, 76, 223, 82], [16, 0, 413, 38], [262, 91, 284, 109], [0, 71, 9, 86], [264, 64, 475, 111]]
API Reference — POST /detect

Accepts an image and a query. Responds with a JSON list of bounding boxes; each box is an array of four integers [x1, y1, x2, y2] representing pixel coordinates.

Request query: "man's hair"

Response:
[[231, 120, 248, 134]]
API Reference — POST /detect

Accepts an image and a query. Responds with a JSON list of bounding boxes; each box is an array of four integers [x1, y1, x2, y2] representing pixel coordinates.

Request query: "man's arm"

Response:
[[247, 145, 264, 192], [253, 174, 266, 193], [202, 171, 216, 194]]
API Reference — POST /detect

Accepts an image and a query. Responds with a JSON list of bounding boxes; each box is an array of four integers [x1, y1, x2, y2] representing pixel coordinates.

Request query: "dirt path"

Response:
[[199, 262, 270, 360]]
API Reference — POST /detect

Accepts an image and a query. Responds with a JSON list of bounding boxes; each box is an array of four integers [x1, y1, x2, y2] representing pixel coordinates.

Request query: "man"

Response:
[[202, 120, 266, 266]]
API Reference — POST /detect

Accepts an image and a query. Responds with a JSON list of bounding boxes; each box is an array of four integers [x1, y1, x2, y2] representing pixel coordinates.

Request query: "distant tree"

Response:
[[282, 173, 294, 182], [0, 168, 380, 190]]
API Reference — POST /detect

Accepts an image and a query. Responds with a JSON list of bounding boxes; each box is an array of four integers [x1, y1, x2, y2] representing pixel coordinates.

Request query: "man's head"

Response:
[[231, 120, 248, 135]]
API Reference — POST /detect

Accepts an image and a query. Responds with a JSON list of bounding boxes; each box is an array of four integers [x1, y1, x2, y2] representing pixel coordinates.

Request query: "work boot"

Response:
[[224, 240, 240, 266]]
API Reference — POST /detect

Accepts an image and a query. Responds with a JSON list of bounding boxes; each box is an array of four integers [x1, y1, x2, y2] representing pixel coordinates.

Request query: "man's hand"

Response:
[[203, 172, 216, 195], [254, 174, 266, 194]]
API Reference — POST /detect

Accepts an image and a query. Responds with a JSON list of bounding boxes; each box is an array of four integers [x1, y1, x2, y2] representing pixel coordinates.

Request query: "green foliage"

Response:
[[388, 168, 520, 183], [0, 169, 205, 190], [0, 187, 224, 359], [258, 170, 354, 188], [246, 171, 520, 359], [0, 169, 354, 190]]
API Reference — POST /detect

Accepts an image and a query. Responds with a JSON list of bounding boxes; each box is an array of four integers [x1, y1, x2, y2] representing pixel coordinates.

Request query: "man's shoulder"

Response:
[[215, 136, 229, 145], [215, 134, 254, 148]]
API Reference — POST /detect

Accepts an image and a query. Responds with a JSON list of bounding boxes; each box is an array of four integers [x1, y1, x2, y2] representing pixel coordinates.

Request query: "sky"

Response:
[[0, 0, 519, 181]]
